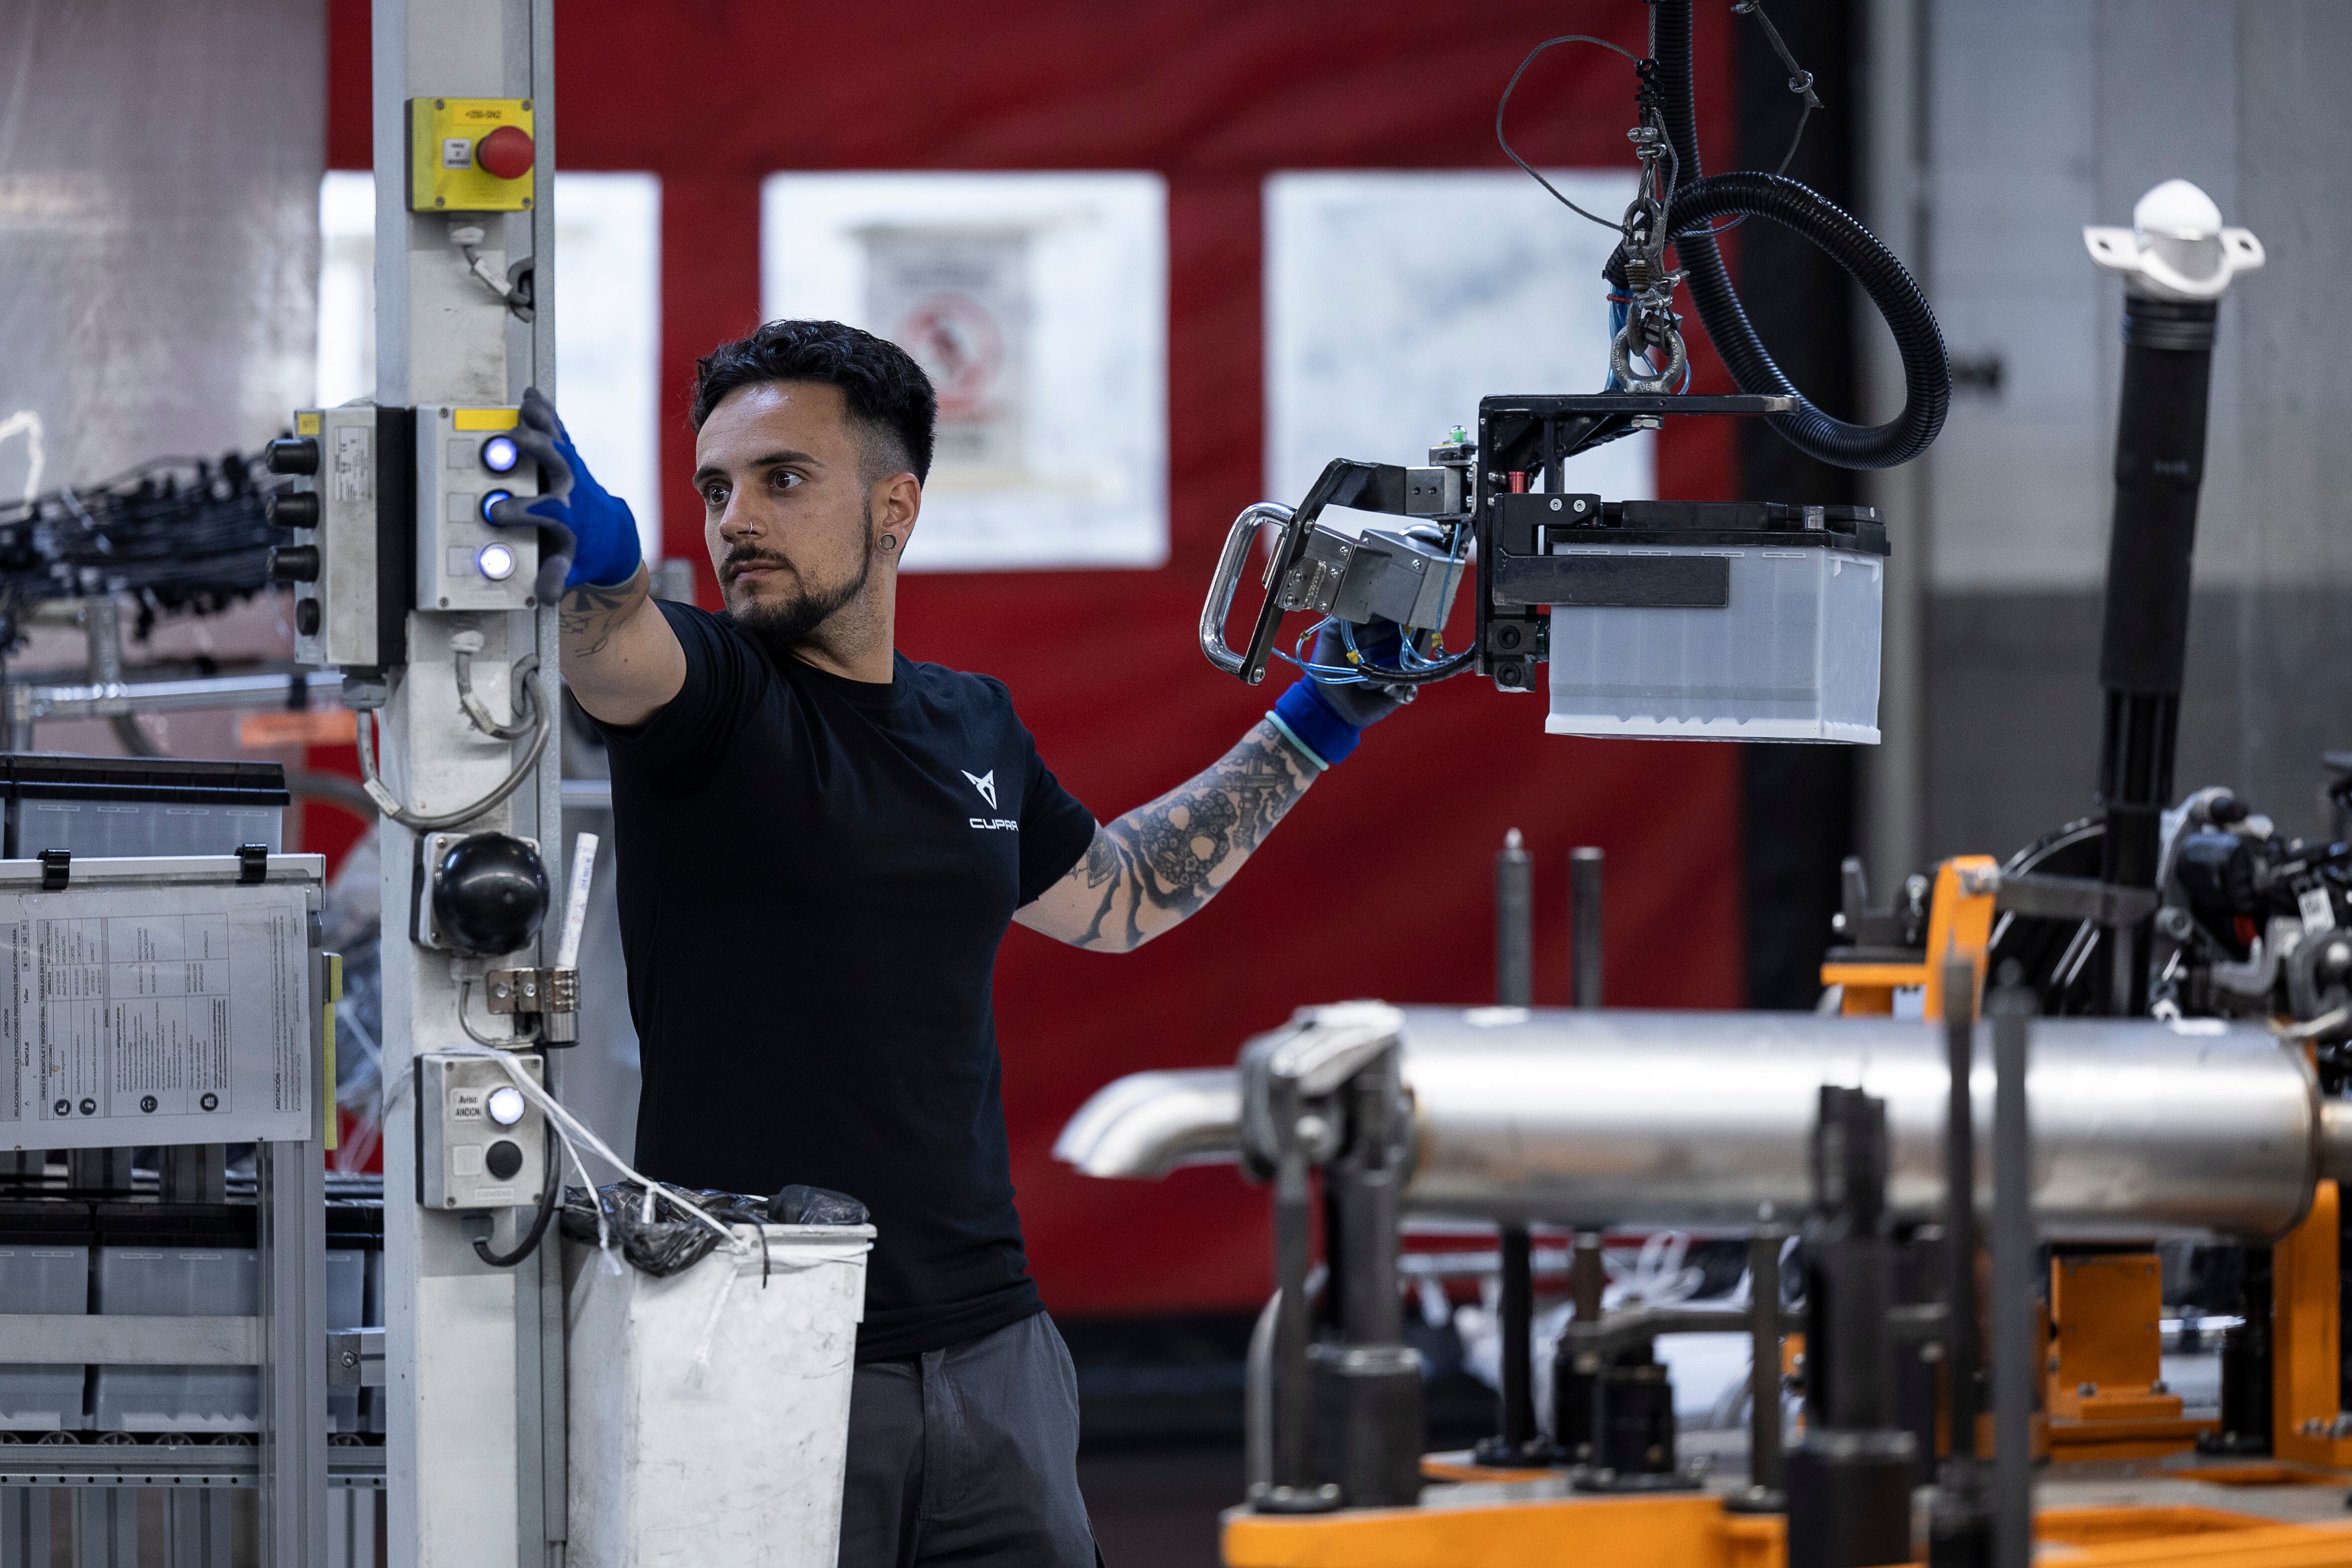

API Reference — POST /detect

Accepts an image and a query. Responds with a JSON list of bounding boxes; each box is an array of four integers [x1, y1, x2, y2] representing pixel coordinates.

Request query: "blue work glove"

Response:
[[486, 387, 643, 602], [1267, 617, 1416, 769]]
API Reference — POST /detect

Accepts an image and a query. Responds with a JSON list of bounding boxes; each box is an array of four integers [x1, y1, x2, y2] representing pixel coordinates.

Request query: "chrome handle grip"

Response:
[[1200, 501, 1295, 683]]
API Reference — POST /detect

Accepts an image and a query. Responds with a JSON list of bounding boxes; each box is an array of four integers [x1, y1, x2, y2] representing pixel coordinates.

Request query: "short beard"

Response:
[[727, 500, 877, 663]]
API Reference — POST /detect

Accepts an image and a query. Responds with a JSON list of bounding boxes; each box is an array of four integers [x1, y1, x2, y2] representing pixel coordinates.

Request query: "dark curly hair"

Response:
[[689, 319, 938, 484]]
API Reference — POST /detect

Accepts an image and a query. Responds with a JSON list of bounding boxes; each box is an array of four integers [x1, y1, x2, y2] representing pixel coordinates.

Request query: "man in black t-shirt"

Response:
[[490, 320, 1412, 1567]]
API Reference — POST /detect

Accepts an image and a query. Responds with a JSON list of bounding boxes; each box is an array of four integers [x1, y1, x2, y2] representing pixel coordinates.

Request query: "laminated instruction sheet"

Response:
[[0, 880, 313, 1149]]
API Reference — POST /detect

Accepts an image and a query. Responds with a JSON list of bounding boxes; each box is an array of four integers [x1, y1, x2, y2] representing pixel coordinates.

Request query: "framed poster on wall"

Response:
[[1265, 170, 1654, 522], [761, 172, 1169, 572]]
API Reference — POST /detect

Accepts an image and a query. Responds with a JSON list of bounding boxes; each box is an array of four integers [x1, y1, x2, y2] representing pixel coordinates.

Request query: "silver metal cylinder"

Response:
[[1403, 1007, 2319, 1239], [1055, 1006, 2336, 1242]]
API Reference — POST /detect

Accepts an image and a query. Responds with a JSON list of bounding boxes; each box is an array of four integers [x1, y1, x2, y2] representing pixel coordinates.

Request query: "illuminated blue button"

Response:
[[476, 542, 517, 582], [481, 434, 520, 473], [480, 488, 514, 523]]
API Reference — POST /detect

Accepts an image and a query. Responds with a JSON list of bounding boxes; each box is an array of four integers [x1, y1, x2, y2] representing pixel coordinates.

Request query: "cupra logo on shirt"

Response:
[[963, 768, 1017, 831]]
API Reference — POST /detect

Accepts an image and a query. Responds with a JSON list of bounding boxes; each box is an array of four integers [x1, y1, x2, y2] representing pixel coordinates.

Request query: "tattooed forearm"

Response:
[[1054, 719, 1318, 952], [558, 575, 644, 658], [555, 562, 688, 728]]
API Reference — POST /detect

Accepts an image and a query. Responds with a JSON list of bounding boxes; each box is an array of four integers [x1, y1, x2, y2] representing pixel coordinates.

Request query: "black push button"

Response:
[[265, 491, 319, 528], [484, 1140, 524, 1180], [264, 437, 319, 476], [265, 545, 321, 583]]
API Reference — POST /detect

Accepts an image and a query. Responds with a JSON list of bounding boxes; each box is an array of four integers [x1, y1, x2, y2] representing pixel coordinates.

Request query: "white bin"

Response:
[[566, 1222, 874, 1568]]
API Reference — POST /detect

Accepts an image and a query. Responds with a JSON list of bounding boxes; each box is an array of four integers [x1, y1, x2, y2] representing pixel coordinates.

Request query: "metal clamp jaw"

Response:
[[1236, 1003, 1425, 1514], [1200, 460, 1471, 686], [483, 965, 579, 1044]]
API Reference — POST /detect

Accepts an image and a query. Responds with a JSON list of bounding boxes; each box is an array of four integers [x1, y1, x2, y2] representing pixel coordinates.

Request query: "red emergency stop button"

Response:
[[476, 125, 535, 181]]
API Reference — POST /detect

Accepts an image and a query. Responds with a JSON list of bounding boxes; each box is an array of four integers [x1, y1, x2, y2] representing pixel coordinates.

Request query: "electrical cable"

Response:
[[455, 644, 540, 740], [1640, 0, 1949, 470], [457, 977, 538, 1049], [1695, 0, 1823, 234], [1495, 33, 1649, 237], [471, 1123, 560, 1268], [355, 673, 551, 832], [436, 1040, 746, 1257]]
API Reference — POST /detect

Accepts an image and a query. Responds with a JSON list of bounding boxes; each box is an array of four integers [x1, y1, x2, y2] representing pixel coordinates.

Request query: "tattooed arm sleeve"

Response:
[[557, 562, 689, 728], [1013, 719, 1320, 952]]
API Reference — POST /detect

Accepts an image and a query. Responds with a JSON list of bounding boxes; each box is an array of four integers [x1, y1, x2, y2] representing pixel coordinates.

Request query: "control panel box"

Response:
[[417, 1052, 547, 1211], [275, 406, 414, 672], [406, 97, 536, 212], [416, 406, 539, 612]]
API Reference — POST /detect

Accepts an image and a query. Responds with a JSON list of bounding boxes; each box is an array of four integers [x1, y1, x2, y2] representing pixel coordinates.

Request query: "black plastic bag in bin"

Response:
[[560, 1182, 868, 1278]]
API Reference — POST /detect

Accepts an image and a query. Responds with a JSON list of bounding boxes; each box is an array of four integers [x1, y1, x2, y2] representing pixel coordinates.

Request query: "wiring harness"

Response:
[[0, 452, 288, 646]]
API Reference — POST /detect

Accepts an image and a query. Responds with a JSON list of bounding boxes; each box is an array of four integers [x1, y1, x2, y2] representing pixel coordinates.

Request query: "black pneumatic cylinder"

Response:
[[1786, 1086, 1916, 1568], [2092, 295, 2220, 1016]]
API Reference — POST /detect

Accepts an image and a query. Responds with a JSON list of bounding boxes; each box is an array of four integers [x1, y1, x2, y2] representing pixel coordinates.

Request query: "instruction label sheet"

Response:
[[0, 881, 313, 1149]]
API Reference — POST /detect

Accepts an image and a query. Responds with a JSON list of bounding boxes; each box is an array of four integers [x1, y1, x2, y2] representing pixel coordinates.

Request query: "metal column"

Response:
[[1990, 988, 2036, 1568], [371, 2, 565, 1564], [1480, 832, 1540, 1464], [260, 1131, 330, 1566]]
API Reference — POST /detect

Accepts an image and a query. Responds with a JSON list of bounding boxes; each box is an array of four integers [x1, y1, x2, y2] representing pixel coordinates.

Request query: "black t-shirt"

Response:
[[595, 601, 1098, 1360]]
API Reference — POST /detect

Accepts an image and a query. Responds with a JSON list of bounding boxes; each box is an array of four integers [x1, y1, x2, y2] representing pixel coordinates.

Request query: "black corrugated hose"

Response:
[[1640, 0, 1950, 471]]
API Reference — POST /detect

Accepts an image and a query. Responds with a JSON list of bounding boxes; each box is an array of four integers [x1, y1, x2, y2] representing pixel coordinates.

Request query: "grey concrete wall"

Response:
[[1886, 0, 2352, 867]]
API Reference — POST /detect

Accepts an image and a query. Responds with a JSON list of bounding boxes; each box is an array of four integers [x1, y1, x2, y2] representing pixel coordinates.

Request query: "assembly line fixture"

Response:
[[1198, 0, 1950, 743], [1060, 999, 2352, 1513]]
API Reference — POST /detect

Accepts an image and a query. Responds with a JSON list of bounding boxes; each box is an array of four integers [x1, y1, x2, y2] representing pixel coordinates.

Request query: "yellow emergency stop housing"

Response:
[[406, 97, 536, 212]]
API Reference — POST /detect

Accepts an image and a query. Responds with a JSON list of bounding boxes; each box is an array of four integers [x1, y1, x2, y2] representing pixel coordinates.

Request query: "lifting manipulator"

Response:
[[1200, 0, 1949, 726]]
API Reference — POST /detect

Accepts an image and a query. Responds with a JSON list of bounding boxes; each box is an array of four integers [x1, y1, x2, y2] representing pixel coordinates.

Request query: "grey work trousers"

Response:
[[838, 1310, 1100, 1568]]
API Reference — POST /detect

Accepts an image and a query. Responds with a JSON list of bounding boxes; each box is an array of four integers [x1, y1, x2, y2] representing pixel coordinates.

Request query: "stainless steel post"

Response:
[[1486, 830, 1537, 1462], [372, 1, 562, 1562], [1990, 988, 2035, 1568], [1928, 955, 1990, 1568], [1266, 1143, 1327, 1507], [1571, 848, 1604, 1009], [1482, 1228, 1536, 1461], [260, 1133, 329, 1567], [1335, 1060, 1407, 1348], [1732, 1225, 1788, 1507], [1496, 831, 1531, 1009], [1941, 960, 1983, 1463]]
